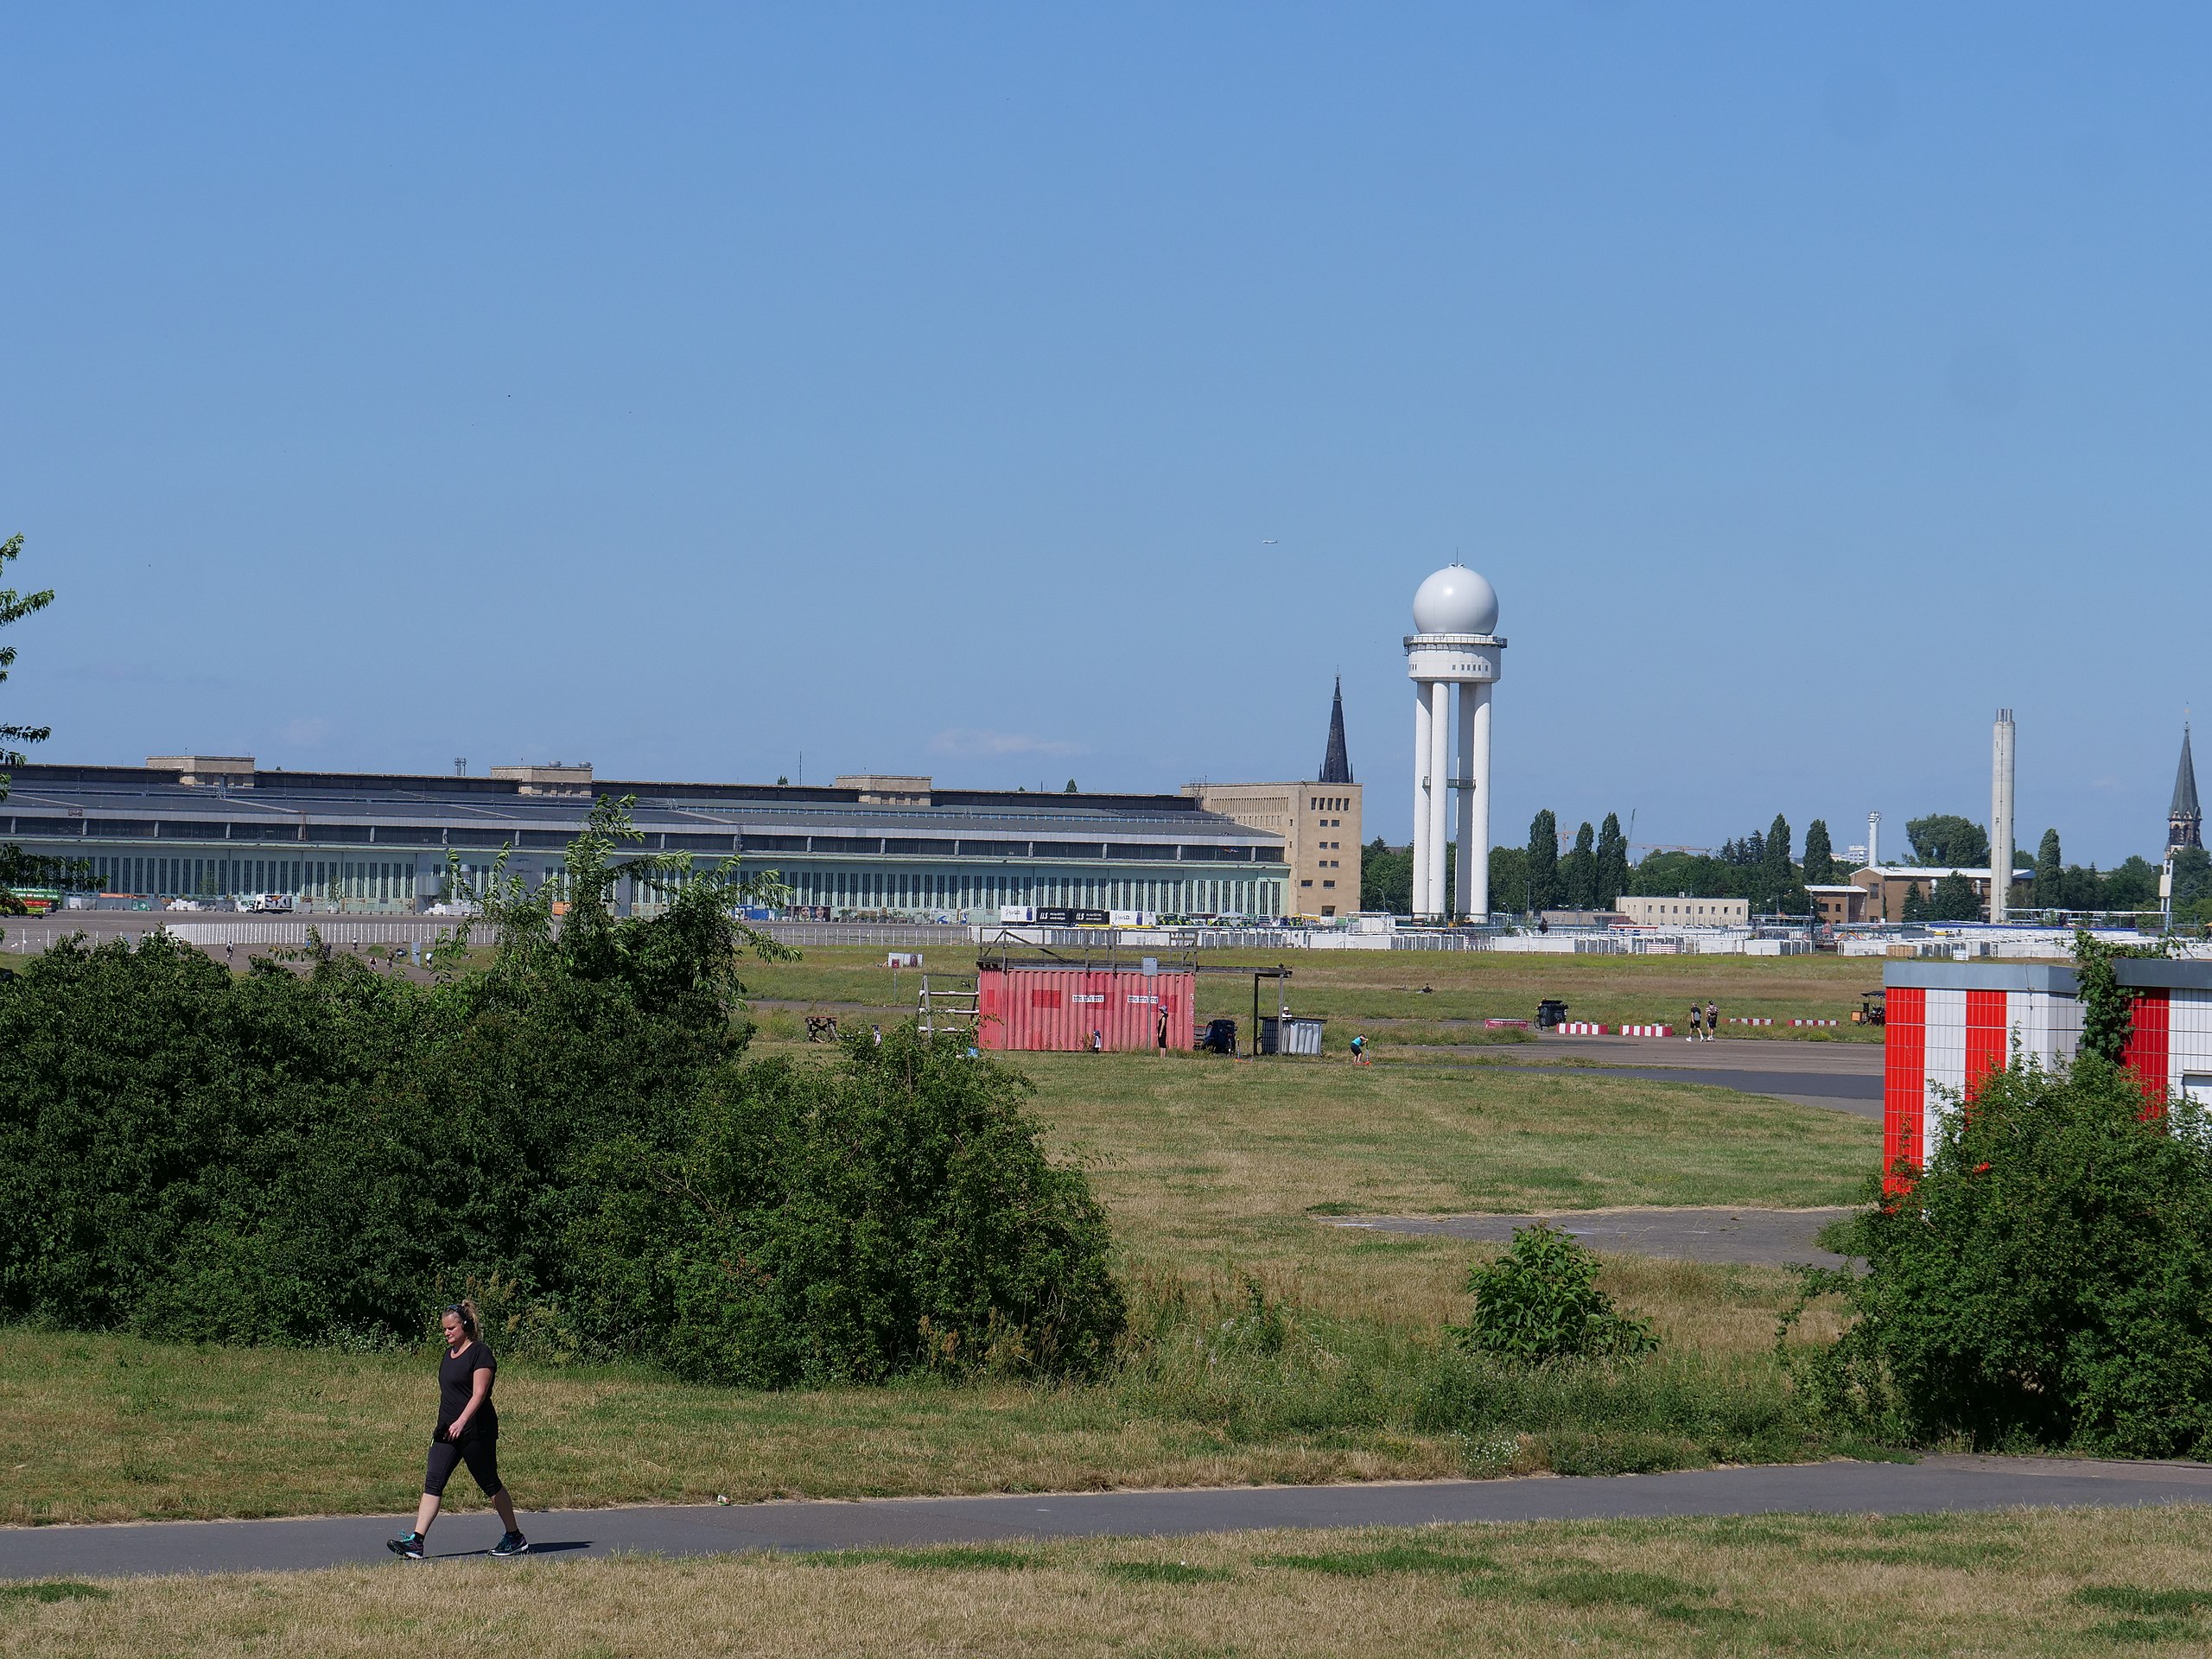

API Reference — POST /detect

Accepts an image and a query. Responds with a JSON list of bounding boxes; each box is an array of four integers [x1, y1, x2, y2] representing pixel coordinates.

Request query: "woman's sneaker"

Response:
[[490, 1531, 530, 1559], [386, 1532, 425, 1560]]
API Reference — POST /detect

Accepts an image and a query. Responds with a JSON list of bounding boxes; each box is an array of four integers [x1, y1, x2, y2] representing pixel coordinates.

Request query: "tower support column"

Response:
[[1426, 681, 1451, 918], [1459, 683, 1492, 920], [1411, 680, 1434, 916]]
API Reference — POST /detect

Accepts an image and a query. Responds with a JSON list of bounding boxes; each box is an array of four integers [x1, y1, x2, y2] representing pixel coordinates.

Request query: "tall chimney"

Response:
[[1867, 810, 1880, 873], [1990, 709, 2016, 923]]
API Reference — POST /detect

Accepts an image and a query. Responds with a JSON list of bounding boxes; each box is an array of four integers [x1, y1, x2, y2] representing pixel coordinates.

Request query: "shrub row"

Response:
[[0, 805, 1122, 1385]]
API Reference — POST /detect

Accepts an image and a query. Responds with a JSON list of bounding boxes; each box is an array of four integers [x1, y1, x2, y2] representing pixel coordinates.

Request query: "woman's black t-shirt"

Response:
[[437, 1342, 497, 1440]]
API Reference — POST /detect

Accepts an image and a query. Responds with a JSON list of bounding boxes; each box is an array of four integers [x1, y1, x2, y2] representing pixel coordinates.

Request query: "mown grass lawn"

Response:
[[8, 1508, 2209, 1657]]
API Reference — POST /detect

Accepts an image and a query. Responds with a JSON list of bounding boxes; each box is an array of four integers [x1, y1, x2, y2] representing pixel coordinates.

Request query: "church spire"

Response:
[[2171, 724, 2202, 852], [1319, 677, 1353, 785]]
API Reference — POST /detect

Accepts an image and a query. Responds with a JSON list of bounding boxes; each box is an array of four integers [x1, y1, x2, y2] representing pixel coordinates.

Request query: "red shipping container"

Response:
[[978, 965, 1196, 1053]]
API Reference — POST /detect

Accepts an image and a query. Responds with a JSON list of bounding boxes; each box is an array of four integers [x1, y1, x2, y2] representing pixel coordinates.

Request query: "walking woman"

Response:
[[387, 1301, 529, 1560]]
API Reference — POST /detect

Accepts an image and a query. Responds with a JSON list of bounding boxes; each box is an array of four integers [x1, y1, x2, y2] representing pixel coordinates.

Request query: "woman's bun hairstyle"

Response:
[[446, 1300, 480, 1339]]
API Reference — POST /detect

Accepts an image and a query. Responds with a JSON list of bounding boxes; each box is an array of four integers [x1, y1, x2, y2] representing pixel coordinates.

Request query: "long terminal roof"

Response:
[[0, 764, 1286, 856]]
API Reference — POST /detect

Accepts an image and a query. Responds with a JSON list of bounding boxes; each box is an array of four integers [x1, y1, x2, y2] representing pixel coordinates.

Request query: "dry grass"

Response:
[[737, 944, 1888, 1041], [0, 1007, 1876, 1525], [0, 1328, 1497, 1526], [1016, 1051, 1872, 1325], [0, 1247, 1840, 1526], [7, 1507, 2210, 1656]]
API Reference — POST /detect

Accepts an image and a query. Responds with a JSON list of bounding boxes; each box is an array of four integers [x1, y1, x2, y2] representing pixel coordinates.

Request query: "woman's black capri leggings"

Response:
[[423, 1432, 504, 1499]]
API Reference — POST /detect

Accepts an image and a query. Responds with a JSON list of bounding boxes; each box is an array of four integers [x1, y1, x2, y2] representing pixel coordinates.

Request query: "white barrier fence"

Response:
[[3, 918, 458, 953]]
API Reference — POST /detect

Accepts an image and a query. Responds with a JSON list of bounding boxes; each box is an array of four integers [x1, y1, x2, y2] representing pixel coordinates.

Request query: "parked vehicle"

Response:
[[241, 893, 294, 914]]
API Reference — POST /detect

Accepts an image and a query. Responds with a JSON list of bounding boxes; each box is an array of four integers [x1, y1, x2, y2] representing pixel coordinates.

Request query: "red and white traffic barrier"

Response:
[[1617, 1023, 1674, 1037], [1554, 1021, 1608, 1035], [1729, 1017, 1774, 1027], [1791, 1018, 1840, 1027]]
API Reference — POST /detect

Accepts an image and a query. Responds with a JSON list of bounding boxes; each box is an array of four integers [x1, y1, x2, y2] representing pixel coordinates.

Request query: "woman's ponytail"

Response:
[[447, 1300, 481, 1340]]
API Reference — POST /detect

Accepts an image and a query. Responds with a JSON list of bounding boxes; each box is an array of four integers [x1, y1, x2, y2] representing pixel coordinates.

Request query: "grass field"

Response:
[[0, 1043, 1876, 1523], [738, 943, 1888, 1044], [1019, 1051, 1874, 1324], [7, 1508, 2209, 1656]]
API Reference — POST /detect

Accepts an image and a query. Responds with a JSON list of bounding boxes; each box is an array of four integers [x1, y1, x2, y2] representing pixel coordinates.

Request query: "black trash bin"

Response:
[[1197, 1018, 1238, 1055], [1535, 999, 1570, 1031]]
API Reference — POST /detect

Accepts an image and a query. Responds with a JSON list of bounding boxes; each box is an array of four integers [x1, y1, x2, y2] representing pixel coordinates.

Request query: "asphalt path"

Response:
[[4, 1457, 2208, 1580], [1489, 1064, 1884, 1121], [1330, 1206, 1859, 1269]]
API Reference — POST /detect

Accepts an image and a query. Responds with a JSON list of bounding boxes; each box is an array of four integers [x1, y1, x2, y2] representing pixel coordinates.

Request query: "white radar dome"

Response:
[[1411, 563, 1498, 635]]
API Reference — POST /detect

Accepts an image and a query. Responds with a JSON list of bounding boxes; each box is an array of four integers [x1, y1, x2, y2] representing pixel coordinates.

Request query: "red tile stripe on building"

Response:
[[1883, 984, 1927, 1194], [2123, 989, 2171, 1115], [1964, 988, 2008, 1103]]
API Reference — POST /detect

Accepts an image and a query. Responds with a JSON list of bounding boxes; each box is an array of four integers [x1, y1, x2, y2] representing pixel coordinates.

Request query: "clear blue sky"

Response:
[[3, 4, 2204, 867]]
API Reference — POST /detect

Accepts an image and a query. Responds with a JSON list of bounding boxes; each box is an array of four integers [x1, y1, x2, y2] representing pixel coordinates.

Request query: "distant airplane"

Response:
[[1262, 538, 1279, 544]]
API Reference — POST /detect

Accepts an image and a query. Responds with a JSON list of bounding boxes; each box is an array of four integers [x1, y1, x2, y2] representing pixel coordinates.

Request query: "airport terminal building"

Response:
[[4, 758, 1292, 919]]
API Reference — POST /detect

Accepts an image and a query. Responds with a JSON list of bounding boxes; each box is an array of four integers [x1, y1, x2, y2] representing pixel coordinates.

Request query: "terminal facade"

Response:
[[10, 758, 1291, 918]]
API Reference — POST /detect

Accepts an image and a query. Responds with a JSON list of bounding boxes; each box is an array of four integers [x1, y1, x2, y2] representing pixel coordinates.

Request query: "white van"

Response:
[[241, 893, 295, 914]]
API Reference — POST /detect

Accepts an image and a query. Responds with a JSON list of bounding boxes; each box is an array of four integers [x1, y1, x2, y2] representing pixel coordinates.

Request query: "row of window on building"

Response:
[[649, 867, 1281, 917], [74, 851, 1282, 919], [86, 854, 422, 906]]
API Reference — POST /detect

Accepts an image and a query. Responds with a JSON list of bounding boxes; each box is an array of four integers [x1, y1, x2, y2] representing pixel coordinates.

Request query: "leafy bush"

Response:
[[0, 800, 1123, 1383], [562, 1025, 1124, 1386], [1452, 1224, 1656, 1364], [1792, 1055, 2212, 1456]]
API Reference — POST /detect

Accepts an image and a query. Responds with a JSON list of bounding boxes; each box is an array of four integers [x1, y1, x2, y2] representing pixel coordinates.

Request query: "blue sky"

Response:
[[3, 4, 2204, 865]]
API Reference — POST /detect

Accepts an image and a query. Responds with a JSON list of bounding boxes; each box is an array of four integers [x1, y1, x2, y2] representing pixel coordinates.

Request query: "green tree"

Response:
[[1064, 779, 1078, 792], [1906, 814, 1989, 868], [2100, 855, 2163, 912], [1929, 871, 1982, 921], [1525, 810, 1560, 914], [1763, 813, 1808, 914], [1795, 1052, 2212, 1454], [1560, 821, 1597, 910], [1802, 819, 1835, 886], [1627, 850, 1740, 899], [0, 536, 88, 915], [1361, 838, 1411, 914], [2059, 864, 2104, 912], [0, 802, 1126, 1382], [1594, 812, 1629, 909], [0, 534, 54, 802], [2172, 846, 2212, 912], [1488, 844, 1528, 915], [1901, 881, 1929, 922], [2032, 829, 2063, 909]]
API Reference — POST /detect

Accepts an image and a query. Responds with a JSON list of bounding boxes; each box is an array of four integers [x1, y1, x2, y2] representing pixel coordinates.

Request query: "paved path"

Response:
[[1523, 1033, 1885, 1074], [1489, 1065, 1882, 1121], [4, 1457, 2208, 1580], [1331, 1206, 1859, 1268]]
